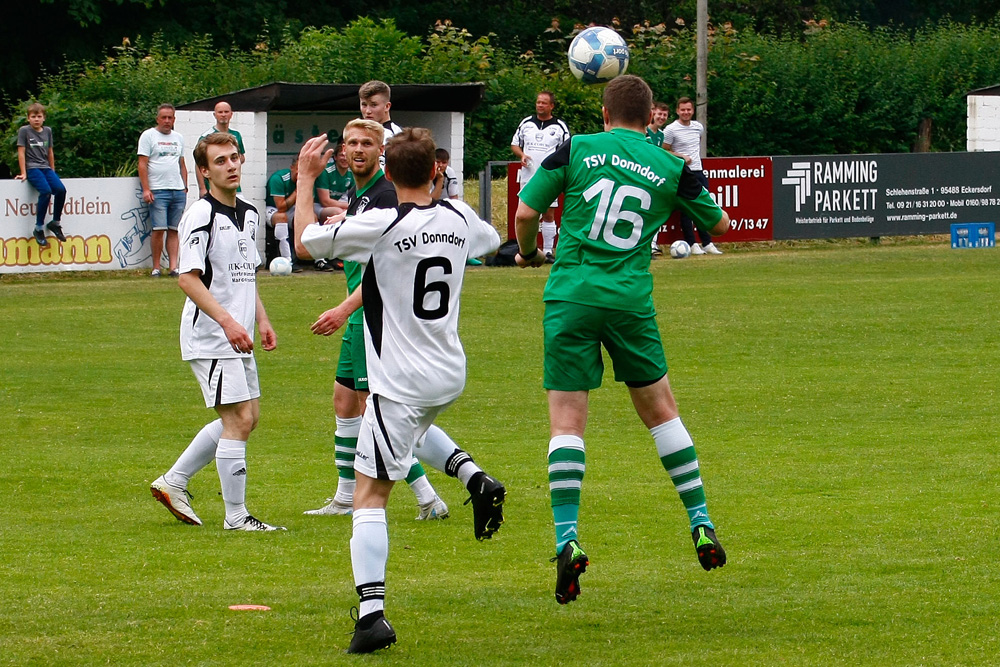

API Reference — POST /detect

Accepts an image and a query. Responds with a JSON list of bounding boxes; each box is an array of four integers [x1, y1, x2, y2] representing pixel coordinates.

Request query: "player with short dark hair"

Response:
[[151, 131, 283, 532], [294, 127, 503, 653], [514, 74, 731, 605]]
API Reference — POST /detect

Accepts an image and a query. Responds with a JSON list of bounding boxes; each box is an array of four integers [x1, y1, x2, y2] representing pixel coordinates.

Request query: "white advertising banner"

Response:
[[1, 177, 166, 274]]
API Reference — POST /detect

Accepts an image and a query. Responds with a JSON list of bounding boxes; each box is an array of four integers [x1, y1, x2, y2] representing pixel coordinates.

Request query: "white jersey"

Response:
[[663, 120, 705, 171], [378, 120, 404, 169], [178, 195, 262, 360], [301, 199, 501, 406], [511, 115, 570, 184]]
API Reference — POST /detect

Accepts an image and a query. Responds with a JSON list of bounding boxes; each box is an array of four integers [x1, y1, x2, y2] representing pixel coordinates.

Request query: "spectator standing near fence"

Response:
[[16, 103, 67, 248], [664, 97, 723, 256], [138, 103, 189, 276], [198, 101, 246, 198]]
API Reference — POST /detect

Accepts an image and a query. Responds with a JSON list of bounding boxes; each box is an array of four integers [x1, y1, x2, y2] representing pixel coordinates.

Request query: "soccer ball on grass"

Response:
[[269, 257, 293, 276], [568, 27, 630, 84], [669, 240, 691, 259]]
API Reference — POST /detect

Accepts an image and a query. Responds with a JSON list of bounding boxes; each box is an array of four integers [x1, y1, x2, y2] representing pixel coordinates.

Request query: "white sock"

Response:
[[650, 417, 694, 458], [415, 425, 457, 472], [407, 461, 438, 506], [216, 438, 248, 524], [351, 508, 388, 616], [541, 221, 557, 254], [165, 419, 222, 488], [274, 223, 291, 259]]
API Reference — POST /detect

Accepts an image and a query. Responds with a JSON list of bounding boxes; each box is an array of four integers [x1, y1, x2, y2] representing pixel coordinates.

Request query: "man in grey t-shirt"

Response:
[[15, 102, 68, 248]]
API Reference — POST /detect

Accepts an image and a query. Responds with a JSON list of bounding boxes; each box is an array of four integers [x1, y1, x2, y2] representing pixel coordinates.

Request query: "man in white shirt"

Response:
[[664, 97, 723, 255], [150, 132, 283, 533], [294, 128, 503, 654], [511, 91, 571, 262], [137, 104, 189, 276]]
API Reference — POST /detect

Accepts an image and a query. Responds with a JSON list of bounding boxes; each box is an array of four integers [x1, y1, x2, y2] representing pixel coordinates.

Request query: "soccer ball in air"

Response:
[[568, 27, 630, 84], [669, 240, 691, 259], [269, 257, 293, 276]]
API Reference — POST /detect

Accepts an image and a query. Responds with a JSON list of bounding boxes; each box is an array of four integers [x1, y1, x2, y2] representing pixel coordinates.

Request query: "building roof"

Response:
[[178, 82, 484, 112], [967, 84, 1000, 97]]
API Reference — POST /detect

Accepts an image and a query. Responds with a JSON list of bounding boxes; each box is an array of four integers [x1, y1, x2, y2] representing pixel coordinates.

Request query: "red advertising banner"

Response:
[[654, 156, 774, 243]]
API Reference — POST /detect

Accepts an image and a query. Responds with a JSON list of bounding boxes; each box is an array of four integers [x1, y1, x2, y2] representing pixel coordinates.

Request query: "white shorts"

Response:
[[355, 394, 452, 481], [189, 357, 260, 408]]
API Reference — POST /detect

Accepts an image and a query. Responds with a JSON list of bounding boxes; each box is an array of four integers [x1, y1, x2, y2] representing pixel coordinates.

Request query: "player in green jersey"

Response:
[[514, 74, 731, 605]]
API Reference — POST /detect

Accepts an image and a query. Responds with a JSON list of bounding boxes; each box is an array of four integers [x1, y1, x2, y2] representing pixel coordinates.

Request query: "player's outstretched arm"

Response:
[[514, 201, 547, 268], [178, 271, 254, 353], [256, 289, 277, 351], [311, 286, 362, 336]]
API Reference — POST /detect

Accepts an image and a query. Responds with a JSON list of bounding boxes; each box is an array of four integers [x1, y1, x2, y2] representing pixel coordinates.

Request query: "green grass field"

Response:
[[2, 241, 998, 665]]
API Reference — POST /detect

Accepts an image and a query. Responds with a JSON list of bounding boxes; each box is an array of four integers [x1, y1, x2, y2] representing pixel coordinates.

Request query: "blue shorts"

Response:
[[150, 189, 187, 231]]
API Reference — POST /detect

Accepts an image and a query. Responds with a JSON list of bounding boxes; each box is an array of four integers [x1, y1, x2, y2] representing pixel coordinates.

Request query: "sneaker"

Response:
[[690, 243, 706, 255], [415, 495, 449, 521], [331, 259, 344, 271], [464, 472, 505, 540], [466, 257, 483, 266], [544, 252, 555, 264], [46, 221, 67, 242], [551, 539, 589, 605], [32, 228, 48, 247], [692, 525, 726, 571], [224, 515, 287, 531], [150, 475, 202, 526], [347, 609, 396, 654], [315, 259, 335, 272], [150, 269, 162, 277], [651, 245, 663, 256], [304, 498, 353, 516], [703, 242, 723, 255], [168, 269, 180, 277]]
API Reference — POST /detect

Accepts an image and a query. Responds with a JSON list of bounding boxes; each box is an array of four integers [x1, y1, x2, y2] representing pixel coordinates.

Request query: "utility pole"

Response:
[[697, 0, 708, 155]]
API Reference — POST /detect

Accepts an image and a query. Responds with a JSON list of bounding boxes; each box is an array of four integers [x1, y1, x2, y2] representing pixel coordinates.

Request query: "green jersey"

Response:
[[519, 128, 722, 313], [646, 126, 665, 147], [343, 171, 397, 326], [265, 169, 294, 208], [317, 163, 354, 202]]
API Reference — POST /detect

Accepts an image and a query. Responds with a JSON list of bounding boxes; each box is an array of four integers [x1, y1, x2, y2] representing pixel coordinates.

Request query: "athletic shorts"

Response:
[[189, 356, 260, 408], [336, 322, 368, 391], [150, 189, 187, 231], [543, 300, 667, 391], [355, 394, 452, 481]]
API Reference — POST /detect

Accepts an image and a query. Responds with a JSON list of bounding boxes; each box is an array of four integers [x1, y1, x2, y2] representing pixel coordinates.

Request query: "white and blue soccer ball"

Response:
[[568, 27, 630, 84], [269, 256, 293, 276], [669, 240, 691, 259]]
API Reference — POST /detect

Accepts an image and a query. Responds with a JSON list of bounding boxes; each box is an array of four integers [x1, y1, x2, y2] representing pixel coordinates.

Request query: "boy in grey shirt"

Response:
[[16, 103, 67, 247]]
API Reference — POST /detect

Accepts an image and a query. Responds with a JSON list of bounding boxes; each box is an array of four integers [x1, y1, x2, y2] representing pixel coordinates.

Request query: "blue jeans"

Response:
[[149, 189, 187, 230], [25, 168, 67, 228]]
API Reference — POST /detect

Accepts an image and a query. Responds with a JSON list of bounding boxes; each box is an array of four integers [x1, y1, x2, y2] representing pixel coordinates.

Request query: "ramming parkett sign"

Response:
[[773, 152, 1000, 239]]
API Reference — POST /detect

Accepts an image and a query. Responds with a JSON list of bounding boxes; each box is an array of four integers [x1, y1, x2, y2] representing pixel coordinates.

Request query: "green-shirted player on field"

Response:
[[514, 75, 731, 605]]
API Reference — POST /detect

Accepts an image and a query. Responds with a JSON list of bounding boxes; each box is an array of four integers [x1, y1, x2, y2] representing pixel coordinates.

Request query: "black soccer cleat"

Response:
[[692, 525, 726, 571], [551, 539, 589, 605], [347, 610, 396, 654], [465, 472, 505, 540], [46, 221, 67, 242], [32, 227, 48, 247]]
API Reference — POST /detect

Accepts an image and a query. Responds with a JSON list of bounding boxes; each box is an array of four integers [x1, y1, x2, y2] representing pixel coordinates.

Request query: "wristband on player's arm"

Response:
[[519, 247, 539, 261]]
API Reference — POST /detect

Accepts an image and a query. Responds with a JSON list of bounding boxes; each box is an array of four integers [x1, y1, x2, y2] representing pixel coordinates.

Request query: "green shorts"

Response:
[[336, 322, 368, 391], [543, 300, 668, 391]]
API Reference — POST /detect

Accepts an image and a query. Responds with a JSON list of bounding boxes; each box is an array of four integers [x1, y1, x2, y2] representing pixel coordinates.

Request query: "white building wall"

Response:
[[967, 95, 1000, 151]]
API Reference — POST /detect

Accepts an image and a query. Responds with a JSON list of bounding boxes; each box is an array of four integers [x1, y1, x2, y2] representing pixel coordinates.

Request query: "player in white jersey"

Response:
[[511, 91, 571, 262], [294, 128, 503, 654], [360, 80, 403, 169], [150, 132, 284, 533]]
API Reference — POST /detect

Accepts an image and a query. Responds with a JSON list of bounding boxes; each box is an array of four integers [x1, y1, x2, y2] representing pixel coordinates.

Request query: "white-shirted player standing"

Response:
[[150, 132, 284, 532], [294, 129, 503, 654], [511, 91, 571, 262]]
